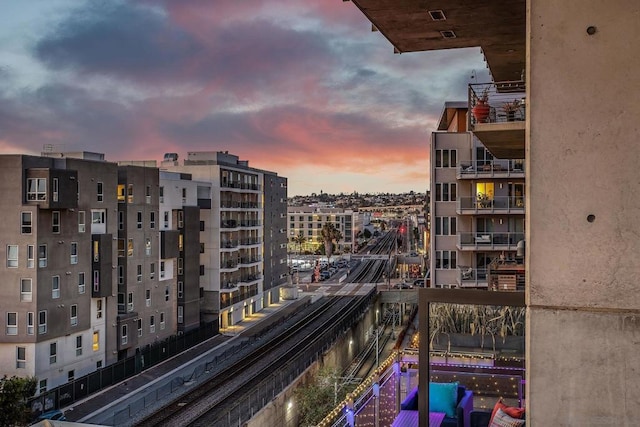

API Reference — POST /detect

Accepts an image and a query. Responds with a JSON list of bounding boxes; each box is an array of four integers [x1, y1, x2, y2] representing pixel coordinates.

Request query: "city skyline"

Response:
[[0, 0, 490, 196]]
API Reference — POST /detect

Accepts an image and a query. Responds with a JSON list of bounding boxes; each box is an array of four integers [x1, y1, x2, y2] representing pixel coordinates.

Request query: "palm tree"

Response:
[[320, 222, 342, 263], [293, 232, 306, 255]]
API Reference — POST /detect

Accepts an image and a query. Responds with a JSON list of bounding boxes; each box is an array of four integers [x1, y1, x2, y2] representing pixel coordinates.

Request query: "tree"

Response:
[[320, 222, 342, 262], [363, 228, 372, 239], [0, 375, 37, 426], [293, 232, 306, 255]]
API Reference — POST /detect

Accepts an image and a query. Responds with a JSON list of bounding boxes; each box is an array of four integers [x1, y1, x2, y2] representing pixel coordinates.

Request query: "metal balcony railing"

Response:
[[457, 160, 524, 178], [457, 267, 488, 287], [457, 196, 525, 212], [469, 81, 526, 128], [458, 232, 525, 250]]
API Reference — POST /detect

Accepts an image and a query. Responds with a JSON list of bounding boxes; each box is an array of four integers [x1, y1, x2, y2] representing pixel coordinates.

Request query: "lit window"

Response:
[[127, 184, 134, 203], [117, 184, 125, 202], [92, 331, 99, 351], [128, 239, 134, 257]]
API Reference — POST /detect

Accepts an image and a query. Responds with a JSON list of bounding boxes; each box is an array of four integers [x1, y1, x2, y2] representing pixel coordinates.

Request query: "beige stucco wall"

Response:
[[527, 0, 640, 424]]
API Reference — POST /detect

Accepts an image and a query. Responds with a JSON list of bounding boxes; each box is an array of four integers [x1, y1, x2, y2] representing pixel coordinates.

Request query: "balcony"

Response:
[[457, 267, 488, 288], [239, 273, 262, 286], [238, 256, 262, 267], [221, 240, 239, 250], [457, 232, 525, 251], [220, 259, 239, 272], [239, 237, 261, 247], [469, 81, 526, 159], [457, 196, 525, 214], [457, 160, 524, 179]]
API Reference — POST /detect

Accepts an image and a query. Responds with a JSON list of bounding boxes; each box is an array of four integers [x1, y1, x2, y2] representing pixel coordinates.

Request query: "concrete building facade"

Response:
[[287, 206, 359, 254]]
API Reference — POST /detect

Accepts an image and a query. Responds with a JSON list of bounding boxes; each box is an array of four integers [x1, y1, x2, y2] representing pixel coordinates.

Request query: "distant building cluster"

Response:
[[0, 150, 287, 392]]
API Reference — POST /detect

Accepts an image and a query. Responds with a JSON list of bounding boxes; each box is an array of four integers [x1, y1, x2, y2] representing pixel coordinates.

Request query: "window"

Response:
[[177, 258, 183, 275], [150, 262, 155, 279], [6, 312, 17, 335], [145, 289, 151, 307], [96, 299, 102, 319], [75, 335, 82, 356], [178, 211, 184, 228], [117, 239, 125, 257], [163, 211, 169, 228], [38, 245, 48, 268], [177, 281, 184, 299], [177, 306, 184, 324], [118, 211, 124, 231], [117, 184, 125, 202], [435, 183, 457, 202], [7, 245, 18, 268], [160, 312, 165, 330], [16, 347, 26, 368], [127, 239, 134, 257], [21, 212, 32, 234], [20, 279, 32, 302], [27, 178, 47, 201], [52, 276, 60, 299], [435, 149, 457, 168], [70, 304, 78, 326], [150, 211, 155, 229], [68, 370, 75, 382], [137, 211, 142, 229], [91, 209, 106, 234], [78, 211, 86, 233], [93, 240, 99, 262], [27, 312, 34, 335], [118, 293, 125, 312], [181, 188, 186, 203], [121, 325, 128, 345], [93, 331, 99, 351], [137, 318, 143, 336], [137, 265, 142, 282], [160, 261, 165, 279], [149, 315, 155, 333], [39, 379, 47, 394], [27, 245, 34, 268], [165, 286, 169, 301], [159, 186, 164, 203], [97, 182, 103, 202], [127, 184, 134, 203], [199, 221, 205, 231], [434, 217, 457, 236], [49, 342, 57, 364], [127, 292, 133, 312], [435, 250, 457, 269], [145, 185, 151, 204], [93, 270, 99, 292], [476, 182, 495, 201], [70, 242, 78, 264], [145, 239, 152, 256], [52, 211, 60, 233], [52, 178, 59, 202], [199, 264, 204, 276], [118, 265, 124, 285], [77, 272, 85, 294], [200, 243, 205, 254]]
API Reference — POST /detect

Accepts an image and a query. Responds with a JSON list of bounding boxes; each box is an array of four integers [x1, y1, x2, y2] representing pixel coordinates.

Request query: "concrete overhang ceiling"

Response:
[[349, 0, 526, 82]]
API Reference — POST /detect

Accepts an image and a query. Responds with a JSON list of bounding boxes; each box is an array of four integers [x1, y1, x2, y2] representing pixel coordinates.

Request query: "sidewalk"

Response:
[[63, 297, 308, 424]]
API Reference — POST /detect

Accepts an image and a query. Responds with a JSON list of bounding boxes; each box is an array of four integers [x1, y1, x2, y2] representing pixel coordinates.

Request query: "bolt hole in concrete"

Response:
[[587, 214, 596, 223], [587, 26, 597, 35]]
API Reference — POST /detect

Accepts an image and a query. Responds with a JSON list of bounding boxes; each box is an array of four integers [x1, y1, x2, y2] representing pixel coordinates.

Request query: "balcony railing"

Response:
[[457, 232, 525, 250], [239, 238, 262, 246], [221, 182, 262, 191], [221, 240, 239, 249], [457, 160, 524, 179], [457, 196, 525, 213], [239, 256, 262, 266], [468, 81, 526, 159], [457, 267, 488, 288]]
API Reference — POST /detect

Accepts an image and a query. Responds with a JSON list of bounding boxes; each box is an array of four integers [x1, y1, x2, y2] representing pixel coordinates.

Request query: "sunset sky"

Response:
[[0, 0, 490, 196]]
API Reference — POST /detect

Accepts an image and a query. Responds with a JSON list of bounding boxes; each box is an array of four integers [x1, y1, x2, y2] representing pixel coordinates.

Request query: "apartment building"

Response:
[[287, 206, 358, 254], [0, 152, 118, 391], [349, 0, 640, 424], [161, 151, 288, 330], [430, 102, 525, 290]]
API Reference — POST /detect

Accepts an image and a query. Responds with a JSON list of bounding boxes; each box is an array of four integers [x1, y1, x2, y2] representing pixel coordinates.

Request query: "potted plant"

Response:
[[502, 99, 522, 121], [472, 87, 490, 123]]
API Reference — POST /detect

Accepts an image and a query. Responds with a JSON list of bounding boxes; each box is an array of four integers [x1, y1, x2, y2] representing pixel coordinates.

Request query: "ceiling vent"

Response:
[[440, 30, 457, 39], [428, 10, 446, 21]]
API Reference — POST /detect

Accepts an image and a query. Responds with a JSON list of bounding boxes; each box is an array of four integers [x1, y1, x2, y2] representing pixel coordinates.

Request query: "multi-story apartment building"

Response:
[[430, 102, 525, 290], [159, 170, 207, 334], [161, 151, 287, 330], [0, 152, 118, 392], [287, 206, 358, 254]]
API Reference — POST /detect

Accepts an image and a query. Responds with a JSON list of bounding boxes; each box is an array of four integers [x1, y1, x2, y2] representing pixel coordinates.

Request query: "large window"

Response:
[[435, 183, 457, 202], [7, 245, 18, 268], [27, 178, 47, 201], [6, 312, 17, 335], [435, 217, 457, 236], [20, 278, 32, 302], [21, 212, 33, 234], [435, 250, 457, 269], [435, 149, 457, 168]]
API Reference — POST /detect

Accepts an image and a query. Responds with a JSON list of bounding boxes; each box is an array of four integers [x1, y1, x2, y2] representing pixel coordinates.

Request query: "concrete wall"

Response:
[[527, 0, 640, 424]]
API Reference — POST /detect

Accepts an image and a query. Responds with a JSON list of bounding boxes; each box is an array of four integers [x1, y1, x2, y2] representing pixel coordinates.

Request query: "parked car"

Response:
[[393, 282, 413, 289], [37, 410, 66, 421]]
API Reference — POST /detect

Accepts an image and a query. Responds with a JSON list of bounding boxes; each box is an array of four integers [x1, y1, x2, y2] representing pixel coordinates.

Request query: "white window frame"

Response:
[[75, 335, 82, 356], [78, 272, 85, 294], [52, 276, 60, 299], [70, 242, 78, 264], [149, 315, 155, 333], [6, 312, 18, 335], [145, 289, 151, 307], [78, 211, 86, 233], [137, 319, 143, 337], [20, 278, 32, 302], [7, 245, 18, 268], [27, 245, 34, 268], [127, 292, 133, 312], [38, 310, 47, 334], [96, 299, 103, 319], [27, 312, 34, 335], [16, 346, 26, 369], [52, 211, 60, 233], [70, 304, 78, 326], [49, 342, 57, 364], [38, 244, 47, 268], [21, 212, 33, 234], [160, 312, 165, 330], [121, 325, 128, 345], [27, 178, 47, 201]]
